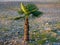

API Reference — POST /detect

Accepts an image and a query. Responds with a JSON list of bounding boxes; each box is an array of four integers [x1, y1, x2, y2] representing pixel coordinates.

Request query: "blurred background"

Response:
[[0, 0, 60, 45]]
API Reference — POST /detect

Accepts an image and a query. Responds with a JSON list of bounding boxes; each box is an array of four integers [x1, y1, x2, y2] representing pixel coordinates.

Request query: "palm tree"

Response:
[[13, 2, 43, 44]]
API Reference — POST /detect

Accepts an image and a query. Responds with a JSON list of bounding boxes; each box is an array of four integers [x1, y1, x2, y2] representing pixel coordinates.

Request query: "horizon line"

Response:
[[0, 1, 60, 4]]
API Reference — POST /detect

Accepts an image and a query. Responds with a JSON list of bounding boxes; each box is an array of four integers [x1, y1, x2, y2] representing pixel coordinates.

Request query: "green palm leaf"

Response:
[[9, 16, 25, 20], [17, 10, 24, 15], [26, 3, 38, 13], [32, 11, 43, 17], [21, 3, 30, 15], [13, 16, 23, 20], [26, 3, 43, 17]]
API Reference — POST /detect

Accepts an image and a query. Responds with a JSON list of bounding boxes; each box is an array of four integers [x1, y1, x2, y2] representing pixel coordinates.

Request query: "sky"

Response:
[[0, 0, 60, 3]]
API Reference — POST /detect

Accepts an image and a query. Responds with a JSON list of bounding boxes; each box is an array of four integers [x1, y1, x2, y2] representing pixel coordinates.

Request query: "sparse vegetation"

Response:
[[0, 2, 60, 45]]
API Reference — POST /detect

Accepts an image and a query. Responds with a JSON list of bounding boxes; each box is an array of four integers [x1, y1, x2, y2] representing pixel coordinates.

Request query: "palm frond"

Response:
[[9, 16, 25, 20], [26, 3, 43, 18], [26, 3, 38, 13], [13, 16, 23, 20], [20, 3, 30, 15], [32, 11, 43, 17], [17, 10, 24, 15]]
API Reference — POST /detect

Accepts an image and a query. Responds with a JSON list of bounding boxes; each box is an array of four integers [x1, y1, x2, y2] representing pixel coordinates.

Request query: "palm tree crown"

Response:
[[17, 2, 43, 19]]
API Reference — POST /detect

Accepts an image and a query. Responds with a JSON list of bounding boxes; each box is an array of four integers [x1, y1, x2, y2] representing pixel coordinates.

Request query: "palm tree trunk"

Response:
[[24, 16, 29, 42]]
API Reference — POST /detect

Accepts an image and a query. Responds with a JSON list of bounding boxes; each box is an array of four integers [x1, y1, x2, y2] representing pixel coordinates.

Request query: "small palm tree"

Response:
[[13, 2, 43, 44]]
